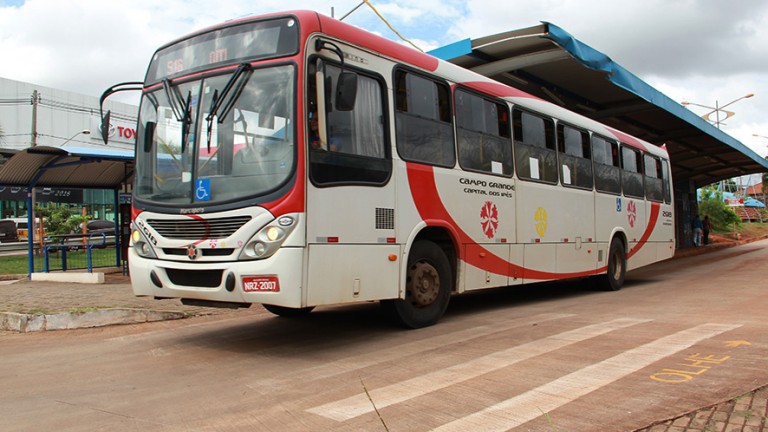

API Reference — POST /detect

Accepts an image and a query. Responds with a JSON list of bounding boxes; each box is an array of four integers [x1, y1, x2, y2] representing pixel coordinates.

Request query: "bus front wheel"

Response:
[[384, 240, 452, 329]]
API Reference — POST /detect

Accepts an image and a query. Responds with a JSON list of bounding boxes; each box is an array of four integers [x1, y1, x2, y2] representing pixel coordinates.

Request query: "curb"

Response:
[[1, 308, 187, 332]]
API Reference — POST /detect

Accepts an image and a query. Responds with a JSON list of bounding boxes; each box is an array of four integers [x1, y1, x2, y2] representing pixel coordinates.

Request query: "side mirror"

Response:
[[143, 122, 156, 153], [335, 72, 357, 111], [101, 111, 111, 144]]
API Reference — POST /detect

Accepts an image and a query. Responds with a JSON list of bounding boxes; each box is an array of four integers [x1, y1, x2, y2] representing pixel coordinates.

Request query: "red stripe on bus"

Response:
[[628, 202, 660, 259], [607, 127, 648, 152], [406, 163, 661, 280]]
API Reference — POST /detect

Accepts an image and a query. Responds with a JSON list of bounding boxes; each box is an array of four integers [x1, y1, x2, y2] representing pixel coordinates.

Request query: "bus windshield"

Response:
[[134, 64, 296, 205]]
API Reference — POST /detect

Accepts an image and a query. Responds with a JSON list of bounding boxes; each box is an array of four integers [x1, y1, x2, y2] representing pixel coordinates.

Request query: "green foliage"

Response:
[[698, 188, 741, 231], [34, 204, 91, 236]]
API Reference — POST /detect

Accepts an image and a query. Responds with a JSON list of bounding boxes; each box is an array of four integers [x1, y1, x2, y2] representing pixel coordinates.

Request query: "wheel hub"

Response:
[[409, 262, 440, 307]]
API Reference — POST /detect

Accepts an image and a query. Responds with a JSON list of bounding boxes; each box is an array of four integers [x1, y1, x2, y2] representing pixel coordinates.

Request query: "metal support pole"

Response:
[[114, 188, 120, 268], [26, 191, 34, 276]]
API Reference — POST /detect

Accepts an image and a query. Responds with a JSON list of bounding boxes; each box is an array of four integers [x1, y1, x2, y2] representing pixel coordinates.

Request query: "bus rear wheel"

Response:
[[262, 304, 315, 317], [597, 237, 626, 291], [384, 240, 452, 329]]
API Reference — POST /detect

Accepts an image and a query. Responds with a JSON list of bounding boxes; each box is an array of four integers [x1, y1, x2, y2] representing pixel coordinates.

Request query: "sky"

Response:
[[1, 0, 768, 159]]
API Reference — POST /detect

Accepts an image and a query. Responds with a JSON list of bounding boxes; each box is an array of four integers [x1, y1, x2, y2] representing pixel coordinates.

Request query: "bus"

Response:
[[105, 10, 675, 328]]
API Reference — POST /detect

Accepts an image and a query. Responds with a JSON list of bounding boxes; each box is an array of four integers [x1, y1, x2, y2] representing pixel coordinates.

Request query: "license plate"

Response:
[[242, 276, 280, 292]]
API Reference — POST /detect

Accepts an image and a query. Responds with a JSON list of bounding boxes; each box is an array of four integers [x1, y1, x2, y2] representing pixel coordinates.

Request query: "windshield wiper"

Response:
[[206, 63, 251, 151], [150, 192, 189, 200], [162, 79, 193, 152]]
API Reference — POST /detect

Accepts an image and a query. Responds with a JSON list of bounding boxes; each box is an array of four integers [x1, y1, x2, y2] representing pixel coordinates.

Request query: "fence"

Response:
[[37, 233, 120, 273]]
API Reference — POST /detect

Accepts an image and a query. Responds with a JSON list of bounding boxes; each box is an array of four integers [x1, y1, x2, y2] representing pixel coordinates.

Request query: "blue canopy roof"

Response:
[[431, 22, 768, 187]]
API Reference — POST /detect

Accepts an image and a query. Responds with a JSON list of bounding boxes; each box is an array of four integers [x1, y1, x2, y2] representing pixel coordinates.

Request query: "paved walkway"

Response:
[[0, 272, 209, 315], [0, 271, 254, 332]]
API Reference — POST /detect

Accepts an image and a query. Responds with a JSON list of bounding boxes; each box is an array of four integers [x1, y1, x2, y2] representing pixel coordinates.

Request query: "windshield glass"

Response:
[[135, 65, 295, 205]]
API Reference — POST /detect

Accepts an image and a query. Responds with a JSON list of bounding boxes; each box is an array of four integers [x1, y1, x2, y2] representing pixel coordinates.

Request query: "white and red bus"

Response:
[[114, 10, 675, 328]]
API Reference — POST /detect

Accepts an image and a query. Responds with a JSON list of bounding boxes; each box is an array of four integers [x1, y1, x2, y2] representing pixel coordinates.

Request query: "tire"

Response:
[[262, 304, 315, 317], [383, 240, 452, 329], [597, 237, 626, 291]]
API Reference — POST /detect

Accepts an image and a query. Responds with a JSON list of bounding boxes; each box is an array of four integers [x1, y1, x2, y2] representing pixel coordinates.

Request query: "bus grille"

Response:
[[147, 216, 251, 240], [165, 268, 222, 288]]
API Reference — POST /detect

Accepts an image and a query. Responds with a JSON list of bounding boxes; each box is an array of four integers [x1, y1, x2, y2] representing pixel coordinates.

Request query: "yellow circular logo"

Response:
[[535, 207, 548, 237]]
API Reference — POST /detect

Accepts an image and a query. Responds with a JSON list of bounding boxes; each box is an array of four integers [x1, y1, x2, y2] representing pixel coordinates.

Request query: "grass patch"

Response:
[[0, 248, 119, 275]]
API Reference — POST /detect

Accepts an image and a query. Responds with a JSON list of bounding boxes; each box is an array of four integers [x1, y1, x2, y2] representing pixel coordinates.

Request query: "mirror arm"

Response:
[[315, 39, 346, 71], [98, 81, 143, 144]]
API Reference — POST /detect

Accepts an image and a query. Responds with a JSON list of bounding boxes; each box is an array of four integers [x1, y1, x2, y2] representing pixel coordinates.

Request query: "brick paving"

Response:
[[634, 386, 768, 432]]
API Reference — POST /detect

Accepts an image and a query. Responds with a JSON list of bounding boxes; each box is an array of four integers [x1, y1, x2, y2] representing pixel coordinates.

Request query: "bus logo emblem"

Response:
[[627, 201, 637, 228], [535, 207, 548, 237], [480, 201, 499, 239], [187, 244, 199, 260]]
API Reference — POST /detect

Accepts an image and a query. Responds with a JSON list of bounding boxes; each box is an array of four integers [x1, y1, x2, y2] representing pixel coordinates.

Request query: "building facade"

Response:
[[0, 76, 137, 222]]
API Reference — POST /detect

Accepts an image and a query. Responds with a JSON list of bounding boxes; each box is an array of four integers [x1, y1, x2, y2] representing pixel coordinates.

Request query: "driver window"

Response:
[[308, 59, 390, 186]]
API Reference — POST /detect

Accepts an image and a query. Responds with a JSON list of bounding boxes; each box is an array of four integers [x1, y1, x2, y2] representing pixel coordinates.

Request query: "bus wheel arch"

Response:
[[385, 229, 456, 328]]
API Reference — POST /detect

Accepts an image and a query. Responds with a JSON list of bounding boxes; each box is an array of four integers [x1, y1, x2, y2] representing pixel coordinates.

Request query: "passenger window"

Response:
[[644, 154, 664, 202], [394, 69, 455, 167], [513, 109, 557, 183], [661, 159, 672, 204], [308, 61, 390, 186], [557, 124, 593, 189], [621, 146, 644, 199], [455, 89, 512, 176], [592, 135, 621, 195]]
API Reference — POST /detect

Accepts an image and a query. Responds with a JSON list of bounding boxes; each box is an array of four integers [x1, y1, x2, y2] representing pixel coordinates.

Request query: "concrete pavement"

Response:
[[1, 237, 766, 431]]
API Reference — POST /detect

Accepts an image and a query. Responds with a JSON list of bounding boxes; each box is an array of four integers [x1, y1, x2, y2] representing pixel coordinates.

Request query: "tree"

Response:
[[698, 188, 740, 231], [34, 203, 90, 237]]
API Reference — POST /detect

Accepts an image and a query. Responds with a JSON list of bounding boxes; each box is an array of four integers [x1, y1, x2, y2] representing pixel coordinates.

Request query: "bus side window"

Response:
[[644, 154, 664, 202], [308, 60, 390, 186], [592, 135, 621, 195], [455, 88, 512, 176], [394, 69, 455, 168], [661, 159, 672, 203], [513, 108, 557, 183], [621, 145, 644, 199], [557, 124, 592, 189]]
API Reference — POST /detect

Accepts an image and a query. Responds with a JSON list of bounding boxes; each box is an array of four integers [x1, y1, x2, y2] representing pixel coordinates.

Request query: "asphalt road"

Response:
[[1, 240, 767, 431]]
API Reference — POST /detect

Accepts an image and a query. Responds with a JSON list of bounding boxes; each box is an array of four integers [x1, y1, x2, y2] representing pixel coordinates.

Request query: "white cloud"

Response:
[[1, 0, 766, 156]]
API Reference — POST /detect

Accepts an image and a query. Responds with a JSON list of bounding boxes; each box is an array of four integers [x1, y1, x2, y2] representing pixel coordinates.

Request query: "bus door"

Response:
[[305, 56, 398, 306]]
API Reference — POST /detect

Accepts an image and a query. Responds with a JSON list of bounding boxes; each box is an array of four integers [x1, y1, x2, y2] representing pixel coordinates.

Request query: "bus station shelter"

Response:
[[0, 145, 134, 276], [430, 22, 768, 245]]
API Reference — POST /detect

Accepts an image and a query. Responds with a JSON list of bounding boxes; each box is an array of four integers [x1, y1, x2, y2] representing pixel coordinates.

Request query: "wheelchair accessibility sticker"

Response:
[[195, 179, 211, 202]]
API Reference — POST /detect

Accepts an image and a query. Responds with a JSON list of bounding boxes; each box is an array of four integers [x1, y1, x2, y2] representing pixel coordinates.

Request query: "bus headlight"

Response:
[[240, 214, 297, 260], [131, 227, 157, 259]]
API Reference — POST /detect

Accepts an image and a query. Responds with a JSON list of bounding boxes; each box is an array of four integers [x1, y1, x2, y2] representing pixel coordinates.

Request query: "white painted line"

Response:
[[306, 317, 650, 421], [289, 312, 575, 383], [433, 323, 741, 432]]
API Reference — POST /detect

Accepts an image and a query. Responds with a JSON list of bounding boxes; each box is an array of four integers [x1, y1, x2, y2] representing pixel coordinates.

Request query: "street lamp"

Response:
[[681, 93, 754, 129], [60, 129, 91, 147]]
